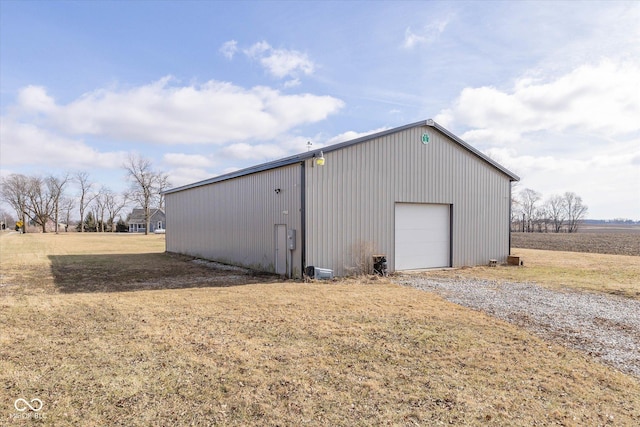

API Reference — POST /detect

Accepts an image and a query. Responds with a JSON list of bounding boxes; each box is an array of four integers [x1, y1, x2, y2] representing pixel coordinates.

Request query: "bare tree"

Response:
[[25, 176, 55, 233], [93, 187, 108, 232], [510, 183, 522, 232], [104, 190, 128, 232], [519, 188, 542, 232], [75, 172, 96, 233], [91, 187, 128, 232], [60, 197, 75, 232], [0, 174, 30, 233], [545, 194, 567, 233], [47, 173, 70, 234], [536, 204, 550, 232], [156, 173, 171, 211], [564, 192, 588, 233], [123, 153, 169, 235]]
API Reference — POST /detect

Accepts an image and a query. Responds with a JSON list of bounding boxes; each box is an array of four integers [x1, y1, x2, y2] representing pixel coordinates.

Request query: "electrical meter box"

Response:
[[287, 229, 296, 250]]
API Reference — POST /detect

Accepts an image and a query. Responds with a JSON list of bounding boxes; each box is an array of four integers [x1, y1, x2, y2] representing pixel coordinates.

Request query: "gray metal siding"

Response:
[[305, 125, 512, 275], [165, 164, 302, 277]]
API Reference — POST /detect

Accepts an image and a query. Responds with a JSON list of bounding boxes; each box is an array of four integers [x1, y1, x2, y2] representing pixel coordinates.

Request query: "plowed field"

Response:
[[512, 231, 639, 256]]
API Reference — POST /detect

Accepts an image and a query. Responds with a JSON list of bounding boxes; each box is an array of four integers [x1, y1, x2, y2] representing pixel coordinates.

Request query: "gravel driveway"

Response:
[[397, 276, 640, 378]]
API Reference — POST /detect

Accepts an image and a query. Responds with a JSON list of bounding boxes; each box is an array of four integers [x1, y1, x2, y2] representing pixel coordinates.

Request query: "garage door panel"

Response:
[[395, 203, 450, 270]]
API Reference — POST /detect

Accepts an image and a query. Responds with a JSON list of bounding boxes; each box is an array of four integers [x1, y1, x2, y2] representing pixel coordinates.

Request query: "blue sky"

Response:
[[1, 1, 639, 220]]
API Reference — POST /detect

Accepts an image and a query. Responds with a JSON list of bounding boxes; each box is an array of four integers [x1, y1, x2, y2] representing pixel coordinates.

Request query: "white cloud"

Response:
[[261, 48, 314, 78], [219, 40, 238, 59], [219, 143, 287, 161], [283, 78, 301, 89], [166, 167, 216, 188], [324, 127, 390, 146], [244, 40, 271, 57], [436, 58, 640, 219], [15, 85, 57, 114], [0, 118, 127, 170], [163, 153, 215, 168], [402, 17, 451, 49], [486, 142, 640, 220], [244, 41, 314, 79], [437, 59, 640, 142], [529, 3, 640, 74], [9, 77, 344, 145]]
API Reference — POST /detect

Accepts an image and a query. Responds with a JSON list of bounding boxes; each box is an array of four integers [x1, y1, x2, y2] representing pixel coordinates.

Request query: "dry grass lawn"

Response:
[[1, 232, 639, 426]]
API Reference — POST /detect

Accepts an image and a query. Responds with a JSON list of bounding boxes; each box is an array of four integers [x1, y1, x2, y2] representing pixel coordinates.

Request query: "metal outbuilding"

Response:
[[164, 119, 519, 278]]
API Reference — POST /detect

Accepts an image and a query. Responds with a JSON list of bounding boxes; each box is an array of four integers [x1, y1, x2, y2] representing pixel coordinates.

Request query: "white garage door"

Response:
[[395, 203, 450, 270]]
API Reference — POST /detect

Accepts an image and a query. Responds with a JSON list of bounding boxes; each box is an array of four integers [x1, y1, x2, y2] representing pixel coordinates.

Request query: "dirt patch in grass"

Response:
[[0, 232, 278, 295], [511, 231, 640, 256], [48, 252, 278, 293], [2, 232, 640, 425]]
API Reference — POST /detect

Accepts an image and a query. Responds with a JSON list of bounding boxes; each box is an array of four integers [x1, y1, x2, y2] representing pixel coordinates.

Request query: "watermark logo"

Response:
[[14, 398, 43, 412], [10, 398, 45, 421]]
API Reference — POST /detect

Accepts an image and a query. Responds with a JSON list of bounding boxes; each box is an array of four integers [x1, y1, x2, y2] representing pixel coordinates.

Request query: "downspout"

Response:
[[508, 181, 513, 256], [449, 204, 454, 267], [300, 161, 306, 279]]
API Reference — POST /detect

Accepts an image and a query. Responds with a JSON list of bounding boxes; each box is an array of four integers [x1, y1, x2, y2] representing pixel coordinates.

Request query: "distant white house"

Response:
[[127, 208, 166, 233]]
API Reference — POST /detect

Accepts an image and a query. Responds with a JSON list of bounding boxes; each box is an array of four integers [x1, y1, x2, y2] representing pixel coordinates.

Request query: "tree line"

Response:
[[0, 154, 169, 235], [511, 187, 588, 233]]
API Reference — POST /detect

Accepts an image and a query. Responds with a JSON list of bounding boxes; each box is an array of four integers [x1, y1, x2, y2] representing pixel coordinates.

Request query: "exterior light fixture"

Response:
[[315, 151, 325, 166]]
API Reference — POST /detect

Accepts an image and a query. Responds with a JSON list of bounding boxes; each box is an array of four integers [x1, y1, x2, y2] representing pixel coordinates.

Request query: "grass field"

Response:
[[1, 232, 640, 426]]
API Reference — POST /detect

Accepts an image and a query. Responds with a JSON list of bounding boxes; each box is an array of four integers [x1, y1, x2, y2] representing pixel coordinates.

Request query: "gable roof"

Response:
[[164, 119, 520, 195], [128, 208, 165, 223]]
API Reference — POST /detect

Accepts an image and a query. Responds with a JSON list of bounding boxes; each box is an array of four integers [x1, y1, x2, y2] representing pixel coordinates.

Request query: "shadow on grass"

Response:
[[48, 252, 279, 293]]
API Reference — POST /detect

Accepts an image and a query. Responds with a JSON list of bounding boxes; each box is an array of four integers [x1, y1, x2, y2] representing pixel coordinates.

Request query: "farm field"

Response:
[[1, 232, 640, 426], [511, 228, 640, 256]]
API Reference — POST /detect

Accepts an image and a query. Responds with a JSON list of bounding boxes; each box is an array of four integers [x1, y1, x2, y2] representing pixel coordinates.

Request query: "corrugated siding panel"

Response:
[[165, 164, 302, 277], [305, 125, 511, 275]]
